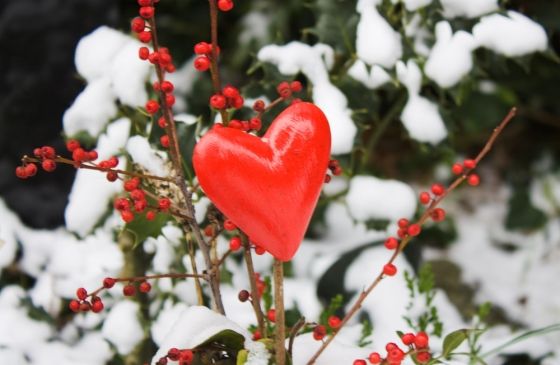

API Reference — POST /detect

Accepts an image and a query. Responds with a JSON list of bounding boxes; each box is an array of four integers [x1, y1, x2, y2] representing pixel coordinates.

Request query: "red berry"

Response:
[[416, 351, 431, 363], [103, 277, 116, 288], [66, 139, 80, 152], [431, 183, 445, 196], [148, 52, 160, 64], [165, 94, 175, 106], [467, 173, 480, 186], [414, 332, 429, 348], [238, 290, 250, 302], [430, 208, 446, 222], [252, 330, 262, 340], [139, 6, 154, 19], [106, 171, 118, 182], [159, 52, 172, 66], [137, 0, 152, 6], [179, 350, 193, 363], [161, 81, 174, 93], [87, 150, 98, 161], [131, 17, 145, 33], [277, 81, 291, 98], [24, 163, 37, 177], [229, 236, 242, 251], [253, 99, 265, 112], [41, 146, 56, 159], [167, 348, 180, 361], [139, 281, 151, 293], [267, 309, 276, 322], [385, 342, 398, 351], [254, 245, 266, 255], [397, 228, 407, 238], [194, 42, 211, 55], [217, 0, 234, 11], [114, 197, 131, 211], [249, 118, 262, 131], [313, 325, 326, 340], [194, 56, 210, 71], [156, 358, 168, 365], [123, 284, 136, 296], [72, 148, 87, 162], [92, 299, 104, 313], [165, 63, 176, 73], [138, 31, 152, 43], [324, 174, 332, 183], [76, 287, 88, 300], [407, 224, 421, 237], [146, 210, 156, 221], [231, 95, 244, 109], [121, 210, 134, 223], [419, 192, 431, 205], [139, 47, 150, 60], [228, 120, 242, 129], [290, 81, 303, 92], [69, 300, 80, 313], [160, 135, 169, 148], [134, 200, 147, 213], [209, 94, 227, 109], [368, 352, 381, 364], [401, 333, 415, 346], [388, 347, 405, 362], [158, 116, 167, 128], [80, 302, 91, 312], [353, 360, 366, 365], [328, 315, 341, 329], [158, 197, 171, 211], [383, 263, 397, 276], [222, 85, 240, 99], [15, 166, 28, 179], [384, 237, 398, 250], [397, 218, 409, 229], [124, 177, 140, 192], [130, 189, 145, 201], [145, 100, 159, 114], [463, 159, 477, 169], [451, 163, 463, 175], [204, 225, 214, 237], [224, 219, 236, 231]]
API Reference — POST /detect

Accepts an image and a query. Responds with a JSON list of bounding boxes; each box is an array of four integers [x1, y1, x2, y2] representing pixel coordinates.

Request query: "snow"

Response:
[[126, 135, 168, 177], [404, 14, 430, 57], [110, 40, 151, 107], [151, 306, 251, 364], [397, 60, 447, 144], [440, 0, 498, 19], [151, 300, 190, 346], [346, 175, 417, 222], [356, 0, 402, 68], [63, 77, 117, 137], [292, 332, 371, 365], [348, 60, 391, 89], [245, 340, 271, 365], [65, 118, 130, 236], [102, 301, 144, 355], [473, 11, 548, 57], [425, 21, 476, 88], [258, 42, 357, 154], [75, 26, 130, 83]]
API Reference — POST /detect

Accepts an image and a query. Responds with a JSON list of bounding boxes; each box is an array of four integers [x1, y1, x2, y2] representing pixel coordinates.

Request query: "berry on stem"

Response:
[[267, 308, 276, 322], [368, 352, 381, 364], [384, 237, 398, 250], [383, 263, 397, 276], [419, 191, 431, 205], [467, 173, 480, 186], [217, 0, 234, 12], [431, 183, 445, 196], [397, 218, 409, 229], [139, 281, 152, 293], [194, 56, 210, 71], [464, 159, 477, 169], [223, 219, 236, 231], [407, 223, 421, 237], [313, 325, 326, 341], [209, 94, 227, 109], [76, 287, 87, 300], [353, 360, 366, 365], [238, 290, 250, 302], [451, 163, 463, 175], [229, 236, 242, 251], [430, 208, 446, 222], [146, 100, 160, 114], [328, 315, 341, 329], [123, 284, 136, 296], [103, 277, 116, 288]]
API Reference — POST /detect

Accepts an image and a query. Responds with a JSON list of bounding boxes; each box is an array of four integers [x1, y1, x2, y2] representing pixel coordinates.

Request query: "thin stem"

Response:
[[147, 14, 225, 314], [274, 259, 286, 365], [207, 0, 229, 124], [241, 234, 266, 337], [306, 108, 517, 365], [288, 317, 306, 357], [22, 156, 174, 183], [187, 234, 205, 306]]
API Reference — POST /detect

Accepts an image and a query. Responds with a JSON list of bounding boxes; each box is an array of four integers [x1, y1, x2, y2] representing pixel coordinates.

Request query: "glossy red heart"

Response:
[[193, 102, 331, 261]]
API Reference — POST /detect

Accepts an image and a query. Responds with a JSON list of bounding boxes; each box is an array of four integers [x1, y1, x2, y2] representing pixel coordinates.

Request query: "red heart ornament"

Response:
[[193, 102, 331, 261]]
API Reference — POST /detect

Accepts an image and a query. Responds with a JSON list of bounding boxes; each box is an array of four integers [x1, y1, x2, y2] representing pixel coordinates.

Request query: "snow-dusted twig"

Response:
[[306, 107, 517, 365]]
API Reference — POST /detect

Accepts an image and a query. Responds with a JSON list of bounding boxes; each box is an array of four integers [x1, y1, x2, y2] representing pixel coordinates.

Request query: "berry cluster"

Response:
[[209, 85, 244, 111], [114, 177, 171, 223], [353, 332, 431, 365], [324, 159, 343, 183], [451, 158, 480, 186], [193, 41, 217, 72], [156, 347, 194, 365], [276, 80, 303, 100], [312, 315, 342, 341], [69, 287, 104, 314]]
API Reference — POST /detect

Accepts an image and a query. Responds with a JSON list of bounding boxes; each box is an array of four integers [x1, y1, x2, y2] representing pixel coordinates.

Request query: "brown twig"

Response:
[[207, 0, 229, 125], [147, 13, 225, 314], [306, 108, 517, 364], [288, 317, 306, 357], [241, 234, 267, 337], [273, 259, 286, 365]]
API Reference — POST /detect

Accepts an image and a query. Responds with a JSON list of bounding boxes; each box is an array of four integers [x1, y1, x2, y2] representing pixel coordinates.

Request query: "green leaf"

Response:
[[123, 210, 170, 248], [441, 329, 470, 358], [236, 349, 248, 365], [505, 188, 547, 231]]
